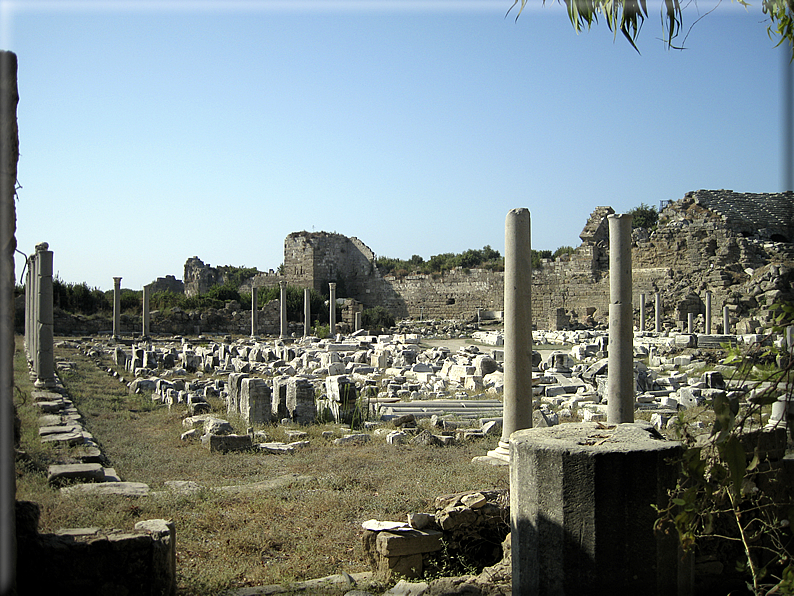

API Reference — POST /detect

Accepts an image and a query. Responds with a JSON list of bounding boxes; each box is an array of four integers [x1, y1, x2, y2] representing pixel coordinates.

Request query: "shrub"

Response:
[[628, 202, 659, 230]]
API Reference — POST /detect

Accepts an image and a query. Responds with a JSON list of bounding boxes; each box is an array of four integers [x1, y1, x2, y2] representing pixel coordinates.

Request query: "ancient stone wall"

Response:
[[148, 275, 184, 294], [183, 257, 222, 297], [169, 190, 794, 332], [383, 269, 503, 321], [283, 231, 379, 297]]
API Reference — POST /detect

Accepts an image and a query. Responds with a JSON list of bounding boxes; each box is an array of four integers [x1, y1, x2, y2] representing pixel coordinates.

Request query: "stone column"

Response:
[[639, 293, 645, 332], [24, 260, 31, 357], [787, 326, 794, 353], [329, 282, 337, 336], [607, 214, 634, 424], [142, 284, 151, 338], [304, 287, 311, 337], [279, 281, 287, 339], [34, 243, 55, 389], [654, 292, 662, 332], [25, 253, 36, 368], [112, 276, 122, 339], [487, 208, 533, 462], [723, 305, 730, 335], [354, 311, 362, 332], [705, 290, 712, 335], [687, 312, 694, 334], [0, 51, 19, 593], [250, 286, 258, 337]]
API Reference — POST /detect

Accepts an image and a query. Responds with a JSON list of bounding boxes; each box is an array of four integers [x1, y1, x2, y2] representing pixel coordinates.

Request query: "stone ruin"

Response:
[[176, 189, 794, 335]]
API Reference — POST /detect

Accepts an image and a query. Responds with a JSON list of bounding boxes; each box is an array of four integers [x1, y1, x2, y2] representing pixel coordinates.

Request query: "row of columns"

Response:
[[639, 290, 733, 334], [24, 243, 55, 389], [250, 282, 342, 339], [491, 208, 638, 466]]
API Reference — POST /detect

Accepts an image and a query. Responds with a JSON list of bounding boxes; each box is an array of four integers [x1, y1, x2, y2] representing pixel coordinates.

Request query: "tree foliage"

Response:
[[628, 202, 659, 230], [52, 278, 110, 314], [509, 0, 794, 57], [376, 245, 504, 277]]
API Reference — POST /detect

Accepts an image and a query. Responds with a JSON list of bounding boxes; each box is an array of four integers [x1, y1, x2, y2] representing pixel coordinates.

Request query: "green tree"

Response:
[[628, 202, 659, 230], [509, 0, 794, 57], [552, 245, 576, 259]]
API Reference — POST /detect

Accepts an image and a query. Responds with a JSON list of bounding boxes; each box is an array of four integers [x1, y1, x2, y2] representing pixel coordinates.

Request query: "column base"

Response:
[[472, 441, 510, 466], [34, 377, 57, 389]]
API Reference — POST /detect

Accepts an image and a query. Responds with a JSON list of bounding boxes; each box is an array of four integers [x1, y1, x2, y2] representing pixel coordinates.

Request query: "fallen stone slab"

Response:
[[39, 423, 83, 436], [257, 442, 295, 454], [60, 482, 151, 497], [35, 401, 65, 414], [40, 431, 85, 446], [202, 433, 253, 452], [222, 571, 373, 596], [214, 473, 316, 494], [48, 463, 106, 485]]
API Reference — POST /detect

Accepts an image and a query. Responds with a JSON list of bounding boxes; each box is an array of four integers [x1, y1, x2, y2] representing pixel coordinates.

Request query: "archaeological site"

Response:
[[3, 48, 794, 596]]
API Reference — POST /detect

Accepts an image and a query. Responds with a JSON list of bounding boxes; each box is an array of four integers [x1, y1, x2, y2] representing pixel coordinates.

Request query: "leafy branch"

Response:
[[508, 0, 794, 58], [654, 301, 794, 595]]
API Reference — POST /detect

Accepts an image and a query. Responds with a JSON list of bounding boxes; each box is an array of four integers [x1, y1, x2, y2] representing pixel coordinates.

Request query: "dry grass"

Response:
[[13, 337, 509, 595]]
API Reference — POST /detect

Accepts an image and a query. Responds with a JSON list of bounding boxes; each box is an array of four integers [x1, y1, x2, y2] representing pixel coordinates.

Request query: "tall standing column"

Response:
[[24, 261, 31, 357], [329, 282, 337, 337], [705, 290, 712, 335], [639, 292, 646, 332], [723, 305, 730, 335], [142, 284, 151, 338], [0, 51, 19, 593], [112, 277, 122, 339], [487, 208, 533, 462], [34, 243, 55, 389], [607, 214, 634, 424], [279, 281, 287, 339], [654, 293, 662, 332], [688, 312, 694, 334], [250, 285, 258, 337], [304, 287, 311, 337], [25, 253, 37, 371]]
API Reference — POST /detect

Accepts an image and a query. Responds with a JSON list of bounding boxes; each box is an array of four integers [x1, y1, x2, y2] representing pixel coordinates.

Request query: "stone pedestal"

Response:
[[510, 422, 689, 596]]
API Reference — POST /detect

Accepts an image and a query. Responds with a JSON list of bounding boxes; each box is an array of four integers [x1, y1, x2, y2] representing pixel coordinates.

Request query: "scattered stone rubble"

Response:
[[61, 319, 794, 458], [361, 489, 509, 584]]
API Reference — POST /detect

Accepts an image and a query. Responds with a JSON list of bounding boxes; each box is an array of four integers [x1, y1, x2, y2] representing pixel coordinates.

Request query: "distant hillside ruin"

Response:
[[181, 189, 794, 333]]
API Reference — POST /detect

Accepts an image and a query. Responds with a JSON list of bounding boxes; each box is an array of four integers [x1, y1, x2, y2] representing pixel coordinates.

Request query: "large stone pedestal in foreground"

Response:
[[510, 422, 691, 596]]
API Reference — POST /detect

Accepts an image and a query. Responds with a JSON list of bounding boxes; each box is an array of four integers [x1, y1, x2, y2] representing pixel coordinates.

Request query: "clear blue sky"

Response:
[[3, 0, 791, 291]]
